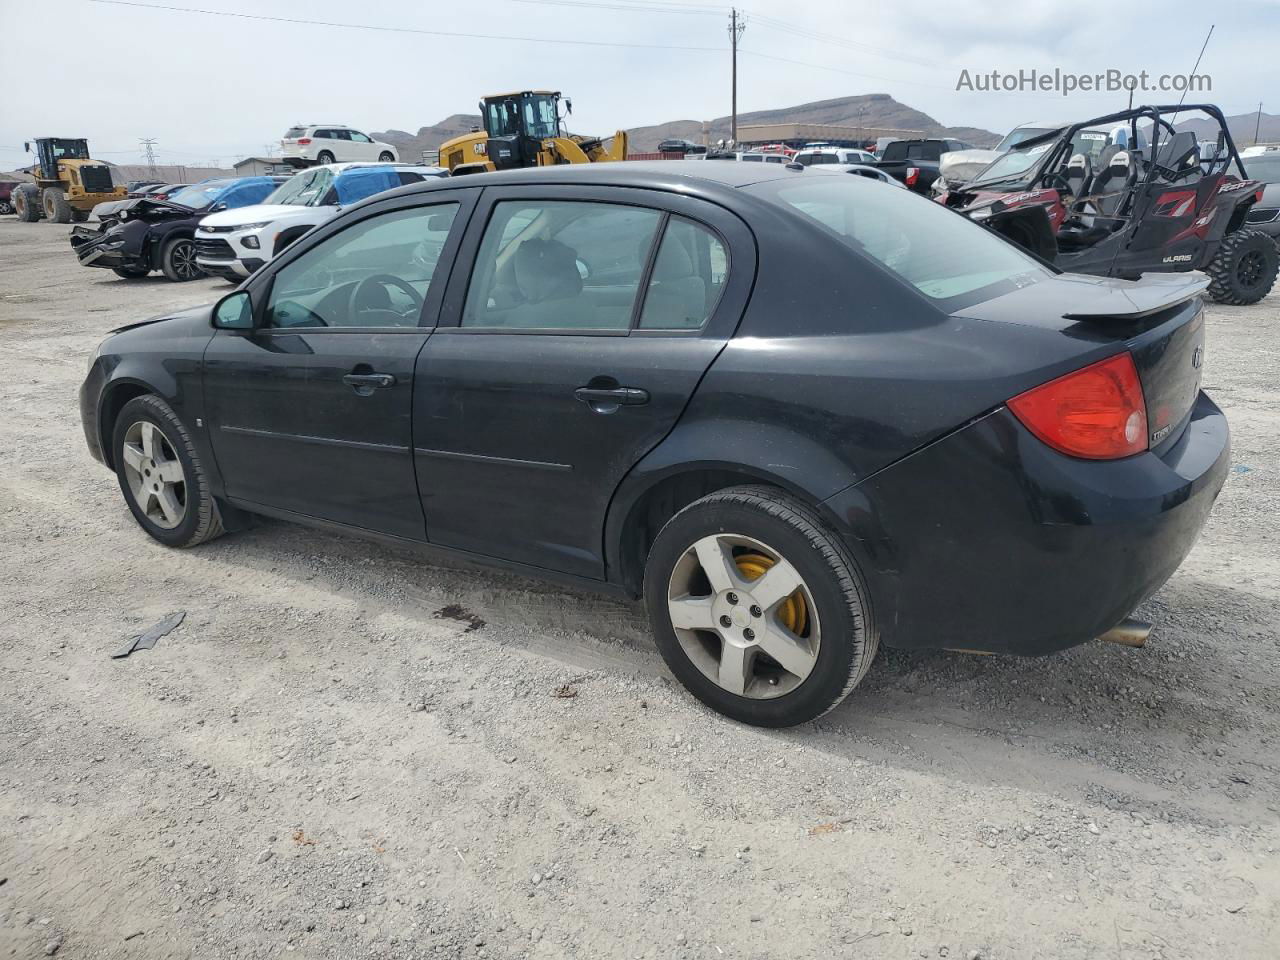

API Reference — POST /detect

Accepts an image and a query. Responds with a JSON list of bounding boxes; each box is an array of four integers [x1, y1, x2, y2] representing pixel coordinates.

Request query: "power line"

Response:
[[85, 0, 722, 52]]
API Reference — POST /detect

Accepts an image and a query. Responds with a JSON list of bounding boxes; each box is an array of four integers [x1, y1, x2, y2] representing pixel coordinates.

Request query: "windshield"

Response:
[[1246, 156, 1280, 184], [995, 127, 1058, 151], [47, 138, 89, 159], [265, 167, 335, 206], [165, 181, 232, 209], [752, 176, 1049, 309], [522, 94, 559, 139]]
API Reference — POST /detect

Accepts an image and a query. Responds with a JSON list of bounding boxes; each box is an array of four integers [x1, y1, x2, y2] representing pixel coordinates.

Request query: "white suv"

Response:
[[194, 163, 446, 280], [281, 124, 400, 167], [793, 147, 877, 167]]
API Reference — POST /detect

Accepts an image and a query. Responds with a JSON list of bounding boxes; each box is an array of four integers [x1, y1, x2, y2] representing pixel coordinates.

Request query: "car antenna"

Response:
[[1171, 24, 1214, 120]]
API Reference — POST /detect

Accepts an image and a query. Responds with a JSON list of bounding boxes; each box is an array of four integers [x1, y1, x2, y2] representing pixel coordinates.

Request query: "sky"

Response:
[[1, 0, 1277, 170]]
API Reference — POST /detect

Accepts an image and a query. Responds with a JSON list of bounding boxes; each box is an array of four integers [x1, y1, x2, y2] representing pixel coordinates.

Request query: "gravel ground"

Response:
[[1, 218, 1277, 960]]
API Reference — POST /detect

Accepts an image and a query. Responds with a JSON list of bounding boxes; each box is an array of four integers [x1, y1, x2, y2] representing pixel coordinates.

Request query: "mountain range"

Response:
[[372, 94, 1002, 159]]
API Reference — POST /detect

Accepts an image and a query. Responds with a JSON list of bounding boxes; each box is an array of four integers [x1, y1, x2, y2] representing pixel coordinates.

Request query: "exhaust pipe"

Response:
[[1097, 617, 1152, 648]]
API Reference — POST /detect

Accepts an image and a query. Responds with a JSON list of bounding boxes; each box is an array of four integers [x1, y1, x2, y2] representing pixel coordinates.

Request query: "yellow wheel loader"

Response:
[[12, 138, 127, 224], [439, 91, 628, 176]]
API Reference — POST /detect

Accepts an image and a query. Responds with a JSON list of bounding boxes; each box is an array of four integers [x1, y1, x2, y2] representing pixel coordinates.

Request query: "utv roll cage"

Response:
[[988, 104, 1248, 191]]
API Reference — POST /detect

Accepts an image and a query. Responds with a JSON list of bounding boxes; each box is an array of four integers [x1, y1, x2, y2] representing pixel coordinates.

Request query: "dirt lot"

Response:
[[1, 217, 1277, 960]]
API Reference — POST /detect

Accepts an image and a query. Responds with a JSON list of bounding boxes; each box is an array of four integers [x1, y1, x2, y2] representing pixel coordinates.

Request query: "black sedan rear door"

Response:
[[412, 185, 755, 580]]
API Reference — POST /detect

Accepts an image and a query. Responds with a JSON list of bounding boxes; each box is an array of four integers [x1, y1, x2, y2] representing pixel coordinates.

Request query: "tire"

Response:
[[160, 235, 203, 282], [642, 485, 877, 727], [71, 209, 90, 223], [111, 395, 225, 549], [1206, 228, 1279, 305], [378, 151, 395, 162], [42, 187, 72, 223], [0, 199, 12, 215], [113, 266, 150, 279], [13, 184, 40, 222], [316, 150, 335, 165]]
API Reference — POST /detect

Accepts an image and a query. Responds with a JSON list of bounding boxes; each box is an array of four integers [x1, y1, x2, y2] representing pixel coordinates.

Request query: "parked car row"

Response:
[[68, 161, 448, 282]]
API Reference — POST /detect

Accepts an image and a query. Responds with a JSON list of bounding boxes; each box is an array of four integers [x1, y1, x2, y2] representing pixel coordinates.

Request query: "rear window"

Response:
[[751, 176, 1049, 309], [284, 127, 306, 139]]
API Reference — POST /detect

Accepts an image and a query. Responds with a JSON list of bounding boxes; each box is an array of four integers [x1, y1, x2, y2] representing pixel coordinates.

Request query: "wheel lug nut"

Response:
[[719, 615, 732, 628], [726, 592, 739, 605], [743, 628, 755, 641], [750, 605, 762, 618]]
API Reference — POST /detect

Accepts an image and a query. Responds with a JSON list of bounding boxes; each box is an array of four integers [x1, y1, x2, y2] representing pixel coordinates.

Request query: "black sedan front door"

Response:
[[413, 186, 754, 579], [203, 192, 474, 540]]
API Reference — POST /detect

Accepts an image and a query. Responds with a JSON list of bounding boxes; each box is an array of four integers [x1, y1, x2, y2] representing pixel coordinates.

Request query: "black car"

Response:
[[70, 177, 286, 281], [80, 162, 1229, 726], [657, 139, 706, 155]]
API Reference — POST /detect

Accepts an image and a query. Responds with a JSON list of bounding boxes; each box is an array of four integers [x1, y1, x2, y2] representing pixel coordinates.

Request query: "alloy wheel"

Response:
[[121, 421, 187, 529], [172, 241, 199, 280], [666, 533, 820, 699]]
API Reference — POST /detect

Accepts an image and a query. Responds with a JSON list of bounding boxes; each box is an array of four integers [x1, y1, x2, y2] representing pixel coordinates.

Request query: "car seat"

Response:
[[639, 232, 708, 328], [1057, 149, 1136, 249], [514, 237, 583, 304], [1063, 153, 1093, 203]]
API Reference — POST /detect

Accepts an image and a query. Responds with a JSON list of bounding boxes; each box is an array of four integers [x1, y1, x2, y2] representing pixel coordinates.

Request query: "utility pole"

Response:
[[1255, 102, 1264, 145], [728, 8, 746, 146], [140, 138, 159, 178]]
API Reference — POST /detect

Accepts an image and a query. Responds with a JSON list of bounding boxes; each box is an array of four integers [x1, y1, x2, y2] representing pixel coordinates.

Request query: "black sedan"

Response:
[[80, 162, 1229, 726]]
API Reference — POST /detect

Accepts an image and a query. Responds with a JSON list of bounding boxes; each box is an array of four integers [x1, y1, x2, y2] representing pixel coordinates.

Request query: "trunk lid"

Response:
[[956, 272, 1208, 453]]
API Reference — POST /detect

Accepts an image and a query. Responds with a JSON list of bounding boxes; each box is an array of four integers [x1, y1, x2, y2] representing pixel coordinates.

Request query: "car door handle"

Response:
[[342, 372, 396, 389], [574, 386, 649, 406]]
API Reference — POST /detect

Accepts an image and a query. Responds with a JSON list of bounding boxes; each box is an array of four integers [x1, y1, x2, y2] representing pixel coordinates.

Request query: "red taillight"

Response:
[[1008, 353, 1148, 460], [296, 138, 311, 145], [905, 166, 919, 186]]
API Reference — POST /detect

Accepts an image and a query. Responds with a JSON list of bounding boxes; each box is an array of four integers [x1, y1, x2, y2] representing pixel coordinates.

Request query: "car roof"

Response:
[[316, 162, 439, 175], [376, 161, 810, 207]]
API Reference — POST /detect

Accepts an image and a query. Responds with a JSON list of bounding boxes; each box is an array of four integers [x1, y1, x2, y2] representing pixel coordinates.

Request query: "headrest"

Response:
[[514, 237, 582, 303], [1108, 150, 1131, 174], [1067, 153, 1089, 171]]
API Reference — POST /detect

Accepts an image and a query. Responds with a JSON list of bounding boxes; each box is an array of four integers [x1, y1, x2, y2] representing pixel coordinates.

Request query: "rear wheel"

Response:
[[1206, 229, 1278, 305], [316, 150, 335, 165], [111, 395, 225, 548], [13, 184, 40, 221], [378, 151, 395, 162], [160, 236, 203, 282], [643, 486, 877, 727], [42, 187, 72, 223]]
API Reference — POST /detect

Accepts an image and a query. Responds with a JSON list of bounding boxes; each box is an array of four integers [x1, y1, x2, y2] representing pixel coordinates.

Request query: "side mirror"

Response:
[[565, 98, 573, 114], [23, 141, 30, 152], [212, 290, 254, 330], [209, 201, 228, 212]]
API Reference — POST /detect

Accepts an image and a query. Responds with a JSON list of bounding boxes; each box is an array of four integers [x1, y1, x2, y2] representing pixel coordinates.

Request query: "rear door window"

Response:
[[462, 200, 661, 331], [637, 216, 728, 330]]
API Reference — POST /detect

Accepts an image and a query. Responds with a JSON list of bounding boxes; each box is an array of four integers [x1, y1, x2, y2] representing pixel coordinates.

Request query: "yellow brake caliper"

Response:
[[734, 553, 807, 636]]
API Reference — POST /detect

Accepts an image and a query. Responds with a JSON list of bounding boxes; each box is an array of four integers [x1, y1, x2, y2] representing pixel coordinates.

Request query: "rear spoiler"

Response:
[[1060, 272, 1209, 322]]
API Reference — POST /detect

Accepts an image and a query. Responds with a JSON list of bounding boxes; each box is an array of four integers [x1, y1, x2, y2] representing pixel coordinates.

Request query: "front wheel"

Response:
[[1206, 229, 1279, 305], [643, 486, 877, 727], [42, 187, 72, 223], [160, 236, 203, 282], [112, 395, 224, 548]]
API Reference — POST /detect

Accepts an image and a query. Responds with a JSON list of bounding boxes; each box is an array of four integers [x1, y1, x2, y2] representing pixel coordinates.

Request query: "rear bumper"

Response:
[[822, 391, 1230, 655]]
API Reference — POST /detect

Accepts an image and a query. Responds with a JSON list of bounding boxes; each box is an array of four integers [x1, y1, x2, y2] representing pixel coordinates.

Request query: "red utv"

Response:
[[939, 104, 1278, 305]]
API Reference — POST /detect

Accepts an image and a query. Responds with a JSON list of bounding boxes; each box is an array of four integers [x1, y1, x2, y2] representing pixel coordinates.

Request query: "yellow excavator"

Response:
[[439, 91, 627, 176]]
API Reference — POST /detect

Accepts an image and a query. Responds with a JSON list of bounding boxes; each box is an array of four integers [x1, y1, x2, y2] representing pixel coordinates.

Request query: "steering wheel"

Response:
[[348, 274, 424, 324], [1042, 170, 1074, 195]]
